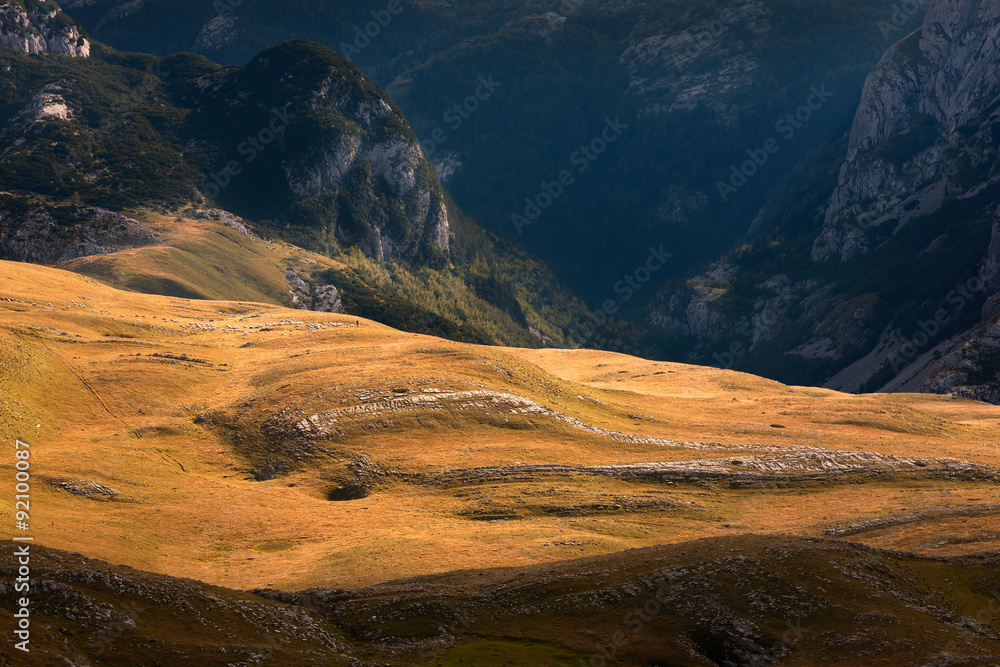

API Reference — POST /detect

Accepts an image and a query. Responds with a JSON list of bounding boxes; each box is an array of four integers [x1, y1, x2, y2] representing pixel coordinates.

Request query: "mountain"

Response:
[[7, 1, 1000, 393], [57, 0, 921, 303], [648, 0, 1000, 402], [0, 4, 610, 350], [64, 0, 1000, 396], [2, 256, 1000, 664]]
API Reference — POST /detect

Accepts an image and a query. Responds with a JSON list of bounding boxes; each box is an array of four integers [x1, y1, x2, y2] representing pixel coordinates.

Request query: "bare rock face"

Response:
[[804, 0, 1000, 402], [245, 51, 450, 262], [0, 2, 91, 57], [985, 293, 1000, 325], [286, 269, 342, 314], [649, 292, 744, 343], [193, 15, 238, 52], [619, 0, 773, 118], [0, 199, 154, 264], [921, 310, 1000, 406], [648, 265, 831, 360], [813, 0, 1000, 263]]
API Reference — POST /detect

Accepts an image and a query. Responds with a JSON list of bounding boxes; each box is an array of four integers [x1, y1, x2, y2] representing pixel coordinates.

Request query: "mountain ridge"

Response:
[[648, 0, 1000, 402], [0, 14, 610, 351]]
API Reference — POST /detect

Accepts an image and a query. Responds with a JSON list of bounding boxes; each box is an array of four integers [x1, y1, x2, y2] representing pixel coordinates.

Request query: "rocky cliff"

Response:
[[825, 0, 1000, 402], [0, 195, 153, 263], [185, 40, 451, 263], [813, 0, 1000, 263], [648, 0, 1000, 401], [0, 0, 90, 57]]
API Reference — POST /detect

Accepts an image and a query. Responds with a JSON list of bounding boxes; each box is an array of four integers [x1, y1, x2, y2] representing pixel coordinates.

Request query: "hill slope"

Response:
[[3, 536, 1000, 665], [2, 259, 1000, 591]]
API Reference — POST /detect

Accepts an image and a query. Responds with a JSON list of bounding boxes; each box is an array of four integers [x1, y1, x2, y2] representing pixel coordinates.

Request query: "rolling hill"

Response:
[[2, 3, 1000, 664], [1, 257, 1000, 663]]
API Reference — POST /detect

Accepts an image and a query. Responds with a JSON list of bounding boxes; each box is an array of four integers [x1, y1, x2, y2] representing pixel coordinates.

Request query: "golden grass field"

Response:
[[1, 216, 999, 603]]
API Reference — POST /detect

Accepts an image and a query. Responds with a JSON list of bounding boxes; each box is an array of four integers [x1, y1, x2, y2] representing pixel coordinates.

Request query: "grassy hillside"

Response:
[[1, 260, 999, 594], [58, 210, 607, 348]]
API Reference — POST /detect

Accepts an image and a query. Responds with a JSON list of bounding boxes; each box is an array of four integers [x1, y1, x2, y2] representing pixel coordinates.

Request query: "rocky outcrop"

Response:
[[0, 198, 154, 264], [286, 111, 450, 261], [286, 268, 342, 313], [187, 207, 259, 238], [648, 266, 830, 358], [192, 15, 238, 52], [404, 447, 1000, 488], [813, 0, 1000, 263], [620, 0, 773, 118], [0, 2, 90, 57], [649, 293, 745, 343], [49, 478, 119, 498]]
